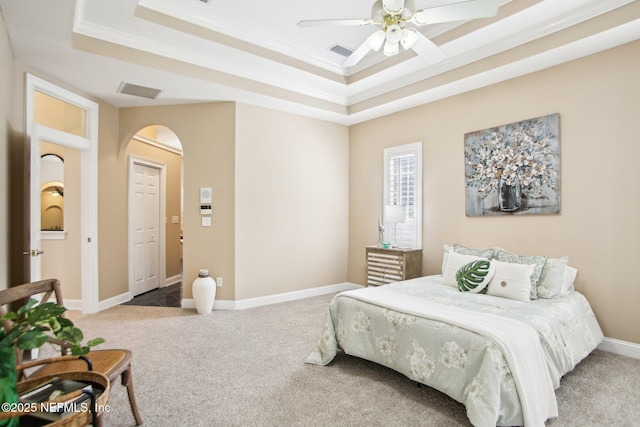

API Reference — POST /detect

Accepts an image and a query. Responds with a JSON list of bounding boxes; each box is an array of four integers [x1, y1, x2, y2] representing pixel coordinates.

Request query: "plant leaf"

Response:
[[456, 260, 493, 292], [86, 337, 105, 347], [55, 326, 84, 343], [16, 329, 49, 350]]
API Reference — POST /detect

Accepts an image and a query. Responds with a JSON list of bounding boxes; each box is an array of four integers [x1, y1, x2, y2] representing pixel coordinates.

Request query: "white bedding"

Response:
[[306, 275, 604, 426]]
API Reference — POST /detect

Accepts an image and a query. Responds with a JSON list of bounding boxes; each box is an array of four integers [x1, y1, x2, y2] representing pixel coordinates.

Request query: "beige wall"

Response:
[[349, 40, 640, 344], [118, 103, 236, 300], [0, 10, 12, 290], [96, 100, 127, 300], [126, 138, 183, 281], [235, 104, 349, 299]]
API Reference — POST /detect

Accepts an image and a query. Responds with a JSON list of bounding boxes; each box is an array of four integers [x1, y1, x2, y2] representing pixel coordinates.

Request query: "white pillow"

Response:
[[486, 260, 535, 302], [559, 265, 578, 296], [441, 244, 454, 275], [537, 257, 568, 299], [494, 249, 547, 300], [443, 251, 488, 287]]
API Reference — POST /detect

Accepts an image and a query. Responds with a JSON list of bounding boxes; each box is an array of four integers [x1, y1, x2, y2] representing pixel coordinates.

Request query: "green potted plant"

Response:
[[0, 299, 104, 427]]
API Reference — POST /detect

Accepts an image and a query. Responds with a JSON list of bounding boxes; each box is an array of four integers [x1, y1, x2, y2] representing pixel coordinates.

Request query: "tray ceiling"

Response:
[[1, 0, 639, 124]]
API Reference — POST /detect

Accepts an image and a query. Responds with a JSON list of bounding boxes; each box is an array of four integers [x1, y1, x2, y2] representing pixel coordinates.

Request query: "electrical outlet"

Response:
[[216, 277, 223, 287]]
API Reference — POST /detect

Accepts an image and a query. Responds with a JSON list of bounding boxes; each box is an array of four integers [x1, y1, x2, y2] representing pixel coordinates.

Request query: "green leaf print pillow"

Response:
[[456, 260, 495, 293]]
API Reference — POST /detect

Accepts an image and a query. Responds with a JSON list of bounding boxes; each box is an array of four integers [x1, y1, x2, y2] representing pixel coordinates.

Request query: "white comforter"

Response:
[[306, 275, 604, 426]]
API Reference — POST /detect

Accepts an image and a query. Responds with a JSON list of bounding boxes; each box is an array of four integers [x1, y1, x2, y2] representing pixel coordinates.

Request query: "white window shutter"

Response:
[[383, 142, 422, 249]]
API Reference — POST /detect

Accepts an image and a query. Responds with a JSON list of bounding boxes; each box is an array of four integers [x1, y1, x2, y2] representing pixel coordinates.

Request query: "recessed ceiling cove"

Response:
[[1, 0, 637, 124]]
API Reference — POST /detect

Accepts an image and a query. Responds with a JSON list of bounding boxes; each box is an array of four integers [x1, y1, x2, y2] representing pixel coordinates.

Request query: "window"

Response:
[[383, 142, 422, 249]]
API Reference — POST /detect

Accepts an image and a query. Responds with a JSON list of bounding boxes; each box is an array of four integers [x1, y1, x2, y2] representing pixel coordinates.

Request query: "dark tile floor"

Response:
[[122, 282, 183, 307]]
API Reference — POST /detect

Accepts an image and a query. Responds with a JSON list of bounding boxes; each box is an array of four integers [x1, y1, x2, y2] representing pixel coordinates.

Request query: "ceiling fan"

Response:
[[298, 0, 499, 67]]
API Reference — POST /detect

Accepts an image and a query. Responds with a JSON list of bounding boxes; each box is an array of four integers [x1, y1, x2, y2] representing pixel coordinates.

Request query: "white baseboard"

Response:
[[598, 337, 640, 360], [97, 292, 131, 312], [181, 281, 362, 311], [68, 292, 130, 313], [63, 299, 83, 311], [164, 274, 181, 287]]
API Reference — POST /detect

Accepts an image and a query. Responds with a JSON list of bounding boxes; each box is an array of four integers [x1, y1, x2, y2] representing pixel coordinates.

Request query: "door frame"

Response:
[[25, 74, 99, 314], [128, 155, 167, 299]]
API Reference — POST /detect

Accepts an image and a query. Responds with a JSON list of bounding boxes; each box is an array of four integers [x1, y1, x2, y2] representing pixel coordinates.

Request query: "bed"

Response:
[[306, 247, 604, 427]]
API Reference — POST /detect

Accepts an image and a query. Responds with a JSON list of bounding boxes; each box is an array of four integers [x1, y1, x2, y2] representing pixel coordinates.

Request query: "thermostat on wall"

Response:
[[200, 187, 212, 203], [200, 205, 212, 215]]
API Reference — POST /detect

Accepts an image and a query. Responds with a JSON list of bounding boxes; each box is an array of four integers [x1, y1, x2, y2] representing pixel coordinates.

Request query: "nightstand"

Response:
[[365, 246, 422, 286]]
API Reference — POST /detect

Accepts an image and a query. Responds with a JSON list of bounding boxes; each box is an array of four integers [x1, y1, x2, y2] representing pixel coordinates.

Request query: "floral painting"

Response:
[[464, 114, 560, 216]]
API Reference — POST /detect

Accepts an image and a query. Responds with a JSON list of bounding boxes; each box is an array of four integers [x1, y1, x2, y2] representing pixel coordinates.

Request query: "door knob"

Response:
[[31, 249, 45, 256]]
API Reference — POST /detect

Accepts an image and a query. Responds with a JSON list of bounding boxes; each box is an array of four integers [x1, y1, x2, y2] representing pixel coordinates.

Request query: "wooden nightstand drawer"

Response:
[[365, 246, 422, 287]]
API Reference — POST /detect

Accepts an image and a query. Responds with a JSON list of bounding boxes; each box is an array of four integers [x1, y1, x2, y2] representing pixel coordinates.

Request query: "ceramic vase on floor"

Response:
[[192, 269, 216, 314]]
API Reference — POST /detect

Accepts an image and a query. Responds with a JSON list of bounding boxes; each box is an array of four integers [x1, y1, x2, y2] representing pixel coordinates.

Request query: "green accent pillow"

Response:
[[456, 260, 495, 293]]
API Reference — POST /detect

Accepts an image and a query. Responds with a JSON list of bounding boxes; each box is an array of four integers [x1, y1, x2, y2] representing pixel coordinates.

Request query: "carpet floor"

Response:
[[42, 293, 640, 426]]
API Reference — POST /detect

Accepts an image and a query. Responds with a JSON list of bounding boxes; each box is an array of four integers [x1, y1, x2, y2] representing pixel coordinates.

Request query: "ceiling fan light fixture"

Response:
[[401, 28, 419, 50], [383, 40, 400, 56], [401, 0, 416, 20], [367, 30, 386, 51], [385, 24, 403, 44]]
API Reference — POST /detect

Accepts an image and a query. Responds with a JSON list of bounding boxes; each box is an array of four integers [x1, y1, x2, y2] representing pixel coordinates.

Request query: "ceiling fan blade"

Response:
[[297, 19, 372, 28], [410, 32, 446, 64], [412, 0, 498, 25], [382, 0, 405, 15], [341, 39, 373, 68]]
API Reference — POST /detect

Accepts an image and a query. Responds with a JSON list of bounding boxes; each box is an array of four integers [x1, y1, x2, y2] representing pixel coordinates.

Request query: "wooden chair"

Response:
[[0, 279, 143, 426]]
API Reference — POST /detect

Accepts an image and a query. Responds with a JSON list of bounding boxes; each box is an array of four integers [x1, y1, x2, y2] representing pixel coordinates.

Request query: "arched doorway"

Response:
[[123, 125, 184, 307]]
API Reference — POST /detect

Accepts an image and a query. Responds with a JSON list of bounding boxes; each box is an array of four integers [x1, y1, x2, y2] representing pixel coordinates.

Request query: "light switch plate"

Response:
[[201, 217, 212, 227], [171, 216, 179, 224]]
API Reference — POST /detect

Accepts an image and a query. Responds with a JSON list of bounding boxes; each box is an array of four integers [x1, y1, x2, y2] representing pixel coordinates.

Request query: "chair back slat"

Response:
[[0, 279, 65, 370], [0, 279, 63, 306]]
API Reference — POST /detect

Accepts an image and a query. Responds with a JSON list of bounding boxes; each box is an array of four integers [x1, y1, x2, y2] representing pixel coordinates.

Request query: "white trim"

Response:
[[598, 337, 640, 360], [128, 155, 167, 300], [62, 298, 83, 311], [181, 282, 362, 311], [95, 282, 361, 312], [165, 274, 181, 287], [41, 231, 67, 240], [97, 292, 132, 311], [26, 74, 100, 314], [133, 134, 183, 156]]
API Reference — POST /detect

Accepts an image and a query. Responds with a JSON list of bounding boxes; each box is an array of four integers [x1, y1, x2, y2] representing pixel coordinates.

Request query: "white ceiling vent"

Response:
[[329, 44, 353, 58], [117, 82, 162, 99]]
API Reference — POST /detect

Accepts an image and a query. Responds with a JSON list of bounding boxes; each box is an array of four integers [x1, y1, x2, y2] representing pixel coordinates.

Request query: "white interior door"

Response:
[[132, 162, 162, 296], [29, 133, 43, 280]]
